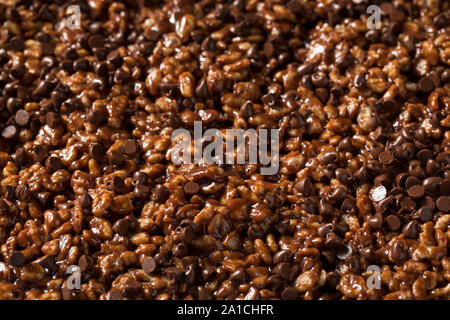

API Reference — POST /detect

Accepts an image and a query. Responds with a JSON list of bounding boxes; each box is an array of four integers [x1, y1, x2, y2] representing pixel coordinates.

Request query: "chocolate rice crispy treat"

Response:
[[0, 0, 449, 300]]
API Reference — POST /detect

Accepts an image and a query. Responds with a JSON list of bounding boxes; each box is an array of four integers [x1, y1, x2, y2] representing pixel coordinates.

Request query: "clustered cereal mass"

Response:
[[0, 0, 449, 300]]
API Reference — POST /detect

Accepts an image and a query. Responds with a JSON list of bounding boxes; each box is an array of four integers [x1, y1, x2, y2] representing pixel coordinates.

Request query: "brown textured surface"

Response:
[[0, 0, 449, 300]]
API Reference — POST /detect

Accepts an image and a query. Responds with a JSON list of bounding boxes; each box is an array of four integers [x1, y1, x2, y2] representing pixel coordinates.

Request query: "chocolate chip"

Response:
[[336, 244, 353, 260], [87, 110, 106, 126], [416, 206, 433, 222], [273, 262, 291, 279], [376, 195, 394, 214], [184, 181, 199, 195], [88, 34, 104, 48], [2, 125, 18, 139], [195, 79, 209, 98], [132, 171, 148, 185], [122, 139, 139, 155], [436, 152, 450, 165], [325, 232, 343, 249], [440, 179, 450, 195], [15, 109, 30, 127], [434, 13, 449, 29], [240, 101, 254, 118], [385, 215, 401, 231], [314, 88, 329, 104], [294, 177, 313, 196], [113, 219, 130, 236], [142, 256, 157, 274], [425, 159, 441, 176], [436, 196, 450, 212], [422, 196, 436, 210], [405, 176, 420, 189], [374, 174, 391, 187], [328, 187, 346, 204], [133, 184, 150, 200], [281, 287, 297, 300], [109, 176, 126, 194], [407, 185, 425, 199], [289, 112, 305, 129], [152, 184, 169, 203], [43, 154, 61, 171], [355, 166, 369, 183], [79, 192, 92, 209], [402, 220, 419, 239], [73, 58, 90, 72], [45, 112, 61, 128], [378, 151, 394, 164], [409, 162, 425, 178], [89, 143, 104, 162], [108, 149, 124, 165], [319, 151, 339, 164], [39, 255, 56, 271], [390, 241, 407, 263], [336, 54, 353, 69], [261, 93, 280, 107], [317, 223, 333, 238], [13, 148, 27, 168], [368, 215, 383, 230], [381, 31, 396, 46], [123, 279, 142, 298], [10, 251, 25, 267], [422, 177, 440, 195], [418, 76, 435, 93], [417, 149, 433, 163], [9, 37, 24, 51]]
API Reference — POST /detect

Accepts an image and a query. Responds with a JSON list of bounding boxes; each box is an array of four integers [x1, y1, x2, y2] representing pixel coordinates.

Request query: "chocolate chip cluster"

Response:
[[0, 0, 449, 300]]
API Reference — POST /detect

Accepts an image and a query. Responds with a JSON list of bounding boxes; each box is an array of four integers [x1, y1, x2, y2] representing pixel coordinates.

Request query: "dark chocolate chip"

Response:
[[402, 220, 419, 239], [89, 143, 104, 162], [15, 109, 30, 127], [184, 181, 200, 196], [385, 215, 401, 231], [79, 192, 92, 209], [152, 184, 170, 203], [122, 139, 139, 155], [142, 256, 157, 274], [436, 196, 450, 212], [10, 251, 25, 267], [295, 177, 313, 196], [281, 287, 297, 300], [407, 185, 425, 199]]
